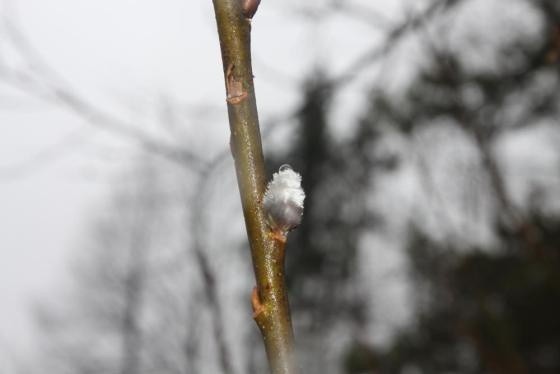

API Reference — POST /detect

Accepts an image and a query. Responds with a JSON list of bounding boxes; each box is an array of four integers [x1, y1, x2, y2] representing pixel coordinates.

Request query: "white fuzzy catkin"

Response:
[[263, 164, 305, 233]]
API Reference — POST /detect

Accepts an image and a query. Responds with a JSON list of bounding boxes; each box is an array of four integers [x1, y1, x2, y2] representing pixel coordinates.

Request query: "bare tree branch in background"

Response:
[[187, 151, 234, 374], [424, 42, 544, 252], [117, 168, 158, 374], [287, 0, 392, 30], [0, 128, 88, 179], [334, 2, 392, 30], [0, 8, 205, 174], [29, 162, 173, 374], [331, 0, 459, 88]]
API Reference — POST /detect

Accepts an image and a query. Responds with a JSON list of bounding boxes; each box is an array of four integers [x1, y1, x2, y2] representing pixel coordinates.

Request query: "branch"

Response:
[[331, 1, 393, 30], [211, 1, 298, 373], [0, 66, 205, 173], [0, 128, 87, 180], [330, 0, 456, 88], [188, 151, 235, 374], [0, 9, 205, 173]]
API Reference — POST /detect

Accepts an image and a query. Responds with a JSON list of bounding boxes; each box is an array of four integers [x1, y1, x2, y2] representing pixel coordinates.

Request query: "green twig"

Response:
[[211, 1, 298, 373]]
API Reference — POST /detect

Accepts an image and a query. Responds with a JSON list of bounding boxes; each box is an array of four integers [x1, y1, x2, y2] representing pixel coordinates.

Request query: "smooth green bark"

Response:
[[211, 1, 298, 374]]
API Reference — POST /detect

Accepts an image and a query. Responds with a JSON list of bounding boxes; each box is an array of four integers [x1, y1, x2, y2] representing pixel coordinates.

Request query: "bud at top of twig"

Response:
[[242, 0, 261, 19], [263, 164, 305, 234]]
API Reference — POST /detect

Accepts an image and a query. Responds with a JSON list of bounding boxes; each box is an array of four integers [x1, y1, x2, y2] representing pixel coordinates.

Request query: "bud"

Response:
[[263, 165, 305, 238], [242, 0, 261, 19]]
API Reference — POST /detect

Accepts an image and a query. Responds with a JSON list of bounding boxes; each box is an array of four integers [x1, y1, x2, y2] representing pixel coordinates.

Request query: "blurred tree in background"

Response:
[[339, 0, 560, 372], [32, 161, 215, 374]]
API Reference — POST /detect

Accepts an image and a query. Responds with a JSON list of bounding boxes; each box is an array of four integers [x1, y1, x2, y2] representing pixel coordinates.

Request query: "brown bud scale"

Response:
[[242, 0, 261, 19]]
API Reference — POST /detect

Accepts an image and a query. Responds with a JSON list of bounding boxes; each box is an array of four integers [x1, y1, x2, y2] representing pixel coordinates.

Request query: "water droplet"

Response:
[[279, 164, 292, 172]]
